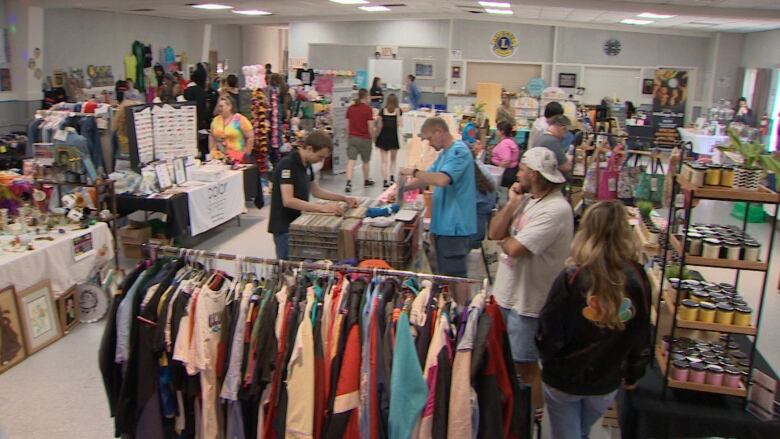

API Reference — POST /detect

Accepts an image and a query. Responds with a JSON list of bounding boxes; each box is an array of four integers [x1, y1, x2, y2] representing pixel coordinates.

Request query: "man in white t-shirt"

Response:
[[488, 146, 573, 413], [528, 101, 564, 148]]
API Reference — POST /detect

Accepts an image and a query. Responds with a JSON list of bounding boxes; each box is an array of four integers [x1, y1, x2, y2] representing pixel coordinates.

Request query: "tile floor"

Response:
[[0, 152, 776, 439]]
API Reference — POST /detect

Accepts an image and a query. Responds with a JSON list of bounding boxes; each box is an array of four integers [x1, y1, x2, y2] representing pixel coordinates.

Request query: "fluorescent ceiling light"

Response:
[[359, 5, 391, 11], [232, 9, 272, 15], [191, 3, 233, 10], [637, 12, 676, 19], [485, 8, 514, 15], [479, 1, 511, 8], [329, 0, 369, 4], [621, 18, 654, 25]]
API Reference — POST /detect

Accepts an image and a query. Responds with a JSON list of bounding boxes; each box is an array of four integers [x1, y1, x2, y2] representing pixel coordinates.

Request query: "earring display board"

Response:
[[126, 102, 199, 170]]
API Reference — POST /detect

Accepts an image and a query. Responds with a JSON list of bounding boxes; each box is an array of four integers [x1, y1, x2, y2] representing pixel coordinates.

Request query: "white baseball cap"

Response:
[[521, 147, 566, 183]]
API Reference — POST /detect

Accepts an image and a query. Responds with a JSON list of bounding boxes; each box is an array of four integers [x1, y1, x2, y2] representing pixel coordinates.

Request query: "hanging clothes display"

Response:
[[131, 41, 146, 92], [28, 110, 105, 173], [100, 247, 530, 439]]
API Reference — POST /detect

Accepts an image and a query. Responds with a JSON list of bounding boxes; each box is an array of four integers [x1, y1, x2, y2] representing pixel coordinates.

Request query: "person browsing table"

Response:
[[209, 95, 254, 163], [400, 117, 476, 301], [268, 130, 358, 260]]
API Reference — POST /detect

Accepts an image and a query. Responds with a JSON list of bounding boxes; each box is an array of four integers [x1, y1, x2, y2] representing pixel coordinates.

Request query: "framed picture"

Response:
[[414, 59, 435, 80], [16, 281, 62, 355], [558, 73, 577, 88], [642, 78, 655, 95], [155, 162, 173, 190], [173, 157, 187, 185], [0, 285, 26, 374], [451, 66, 461, 79], [72, 231, 95, 262], [56, 286, 80, 333]]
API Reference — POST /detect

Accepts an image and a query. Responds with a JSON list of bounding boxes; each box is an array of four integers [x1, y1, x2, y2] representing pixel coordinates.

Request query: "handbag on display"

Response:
[[618, 164, 643, 203], [597, 154, 621, 200], [583, 156, 599, 202], [635, 159, 666, 206]]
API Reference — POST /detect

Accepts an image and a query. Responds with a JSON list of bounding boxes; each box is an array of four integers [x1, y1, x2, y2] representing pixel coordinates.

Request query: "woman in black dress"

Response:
[[374, 94, 402, 188], [370, 77, 384, 110]]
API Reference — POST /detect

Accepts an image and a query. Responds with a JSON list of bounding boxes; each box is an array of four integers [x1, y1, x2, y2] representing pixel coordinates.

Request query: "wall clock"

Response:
[[604, 39, 622, 56]]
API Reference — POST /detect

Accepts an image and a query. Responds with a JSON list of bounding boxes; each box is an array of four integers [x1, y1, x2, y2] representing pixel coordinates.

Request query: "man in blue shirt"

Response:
[[406, 75, 422, 110], [401, 117, 476, 288]]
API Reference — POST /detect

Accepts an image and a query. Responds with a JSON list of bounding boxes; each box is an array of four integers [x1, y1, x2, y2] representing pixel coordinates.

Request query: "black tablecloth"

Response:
[[618, 336, 780, 439], [117, 165, 260, 238]]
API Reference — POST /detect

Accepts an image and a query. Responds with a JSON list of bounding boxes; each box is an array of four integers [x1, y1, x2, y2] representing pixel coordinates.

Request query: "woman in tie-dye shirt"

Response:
[[209, 95, 254, 163]]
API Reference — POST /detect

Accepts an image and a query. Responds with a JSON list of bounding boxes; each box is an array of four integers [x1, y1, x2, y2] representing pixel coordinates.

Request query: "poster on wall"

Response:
[[652, 69, 688, 147], [330, 86, 354, 175], [354, 69, 369, 90], [414, 59, 434, 80]]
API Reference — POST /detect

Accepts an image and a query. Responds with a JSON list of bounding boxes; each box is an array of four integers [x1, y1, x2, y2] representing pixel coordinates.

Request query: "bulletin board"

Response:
[[582, 67, 641, 105], [465, 62, 542, 94], [126, 102, 198, 170]]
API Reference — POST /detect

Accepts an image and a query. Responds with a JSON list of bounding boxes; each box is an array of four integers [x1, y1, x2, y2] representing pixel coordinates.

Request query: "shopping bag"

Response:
[[618, 165, 643, 202], [635, 158, 666, 206], [597, 154, 621, 200], [583, 157, 599, 201]]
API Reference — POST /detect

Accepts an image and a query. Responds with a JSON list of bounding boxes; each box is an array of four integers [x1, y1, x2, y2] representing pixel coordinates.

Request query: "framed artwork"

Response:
[[72, 231, 95, 262], [155, 162, 173, 190], [16, 281, 62, 355], [558, 73, 577, 88], [642, 78, 655, 95], [56, 286, 80, 333], [0, 285, 26, 374], [173, 157, 187, 185], [414, 59, 435, 80]]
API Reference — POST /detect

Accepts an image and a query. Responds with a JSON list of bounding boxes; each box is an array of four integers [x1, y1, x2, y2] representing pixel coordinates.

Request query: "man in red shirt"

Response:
[[345, 88, 376, 193]]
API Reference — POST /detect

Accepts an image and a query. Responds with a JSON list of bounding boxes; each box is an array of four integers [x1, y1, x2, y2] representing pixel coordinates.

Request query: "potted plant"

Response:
[[717, 129, 780, 191]]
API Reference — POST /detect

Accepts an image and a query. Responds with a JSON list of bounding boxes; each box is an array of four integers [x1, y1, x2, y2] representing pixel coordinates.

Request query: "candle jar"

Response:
[[718, 282, 736, 292], [733, 306, 752, 326], [720, 166, 735, 187], [715, 303, 735, 325], [743, 241, 761, 262], [709, 292, 728, 303], [679, 299, 699, 321], [647, 226, 660, 245], [697, 302, 717, 323], [723, 240, 741, 260], [719, 358, 736, 368], [705, 164, 722, 186], [671, 360, 691, 381], [662, 335, 672, 352], [686, 233, 704, 256], [689, 362, 707, 384], [691, 290, 711, 303], [706, 365, 725, 386], [702, 238, 722, 259], [690, 164, 706, 187]]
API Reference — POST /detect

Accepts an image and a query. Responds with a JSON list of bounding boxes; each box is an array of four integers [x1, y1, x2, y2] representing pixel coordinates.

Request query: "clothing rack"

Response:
[[144, 243, 483, 284], [35, 109, 99, 118]]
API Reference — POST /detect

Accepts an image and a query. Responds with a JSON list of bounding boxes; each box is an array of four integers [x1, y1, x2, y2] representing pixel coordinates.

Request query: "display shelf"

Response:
[[661, 288, 758, 335], [655, 347, 748, 397], [667, 235, 768, 271], [676, 174, 780, 204]]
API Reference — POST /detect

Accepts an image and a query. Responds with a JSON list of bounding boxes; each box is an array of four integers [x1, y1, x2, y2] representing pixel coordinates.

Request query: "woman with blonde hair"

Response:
[[536, 200, 651, 439]]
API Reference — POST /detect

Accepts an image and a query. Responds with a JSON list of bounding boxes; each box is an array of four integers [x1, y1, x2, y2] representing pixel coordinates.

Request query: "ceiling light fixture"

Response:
[[359, 5, 391, 11], [232, 9, 272, 15], [637, 12, 676, 19], [190, 3, 233, 10], [621, 18, 654, 25], [478, 1, 511, 8], [485, 8, 514, 15], [329, 0, 369, 4]]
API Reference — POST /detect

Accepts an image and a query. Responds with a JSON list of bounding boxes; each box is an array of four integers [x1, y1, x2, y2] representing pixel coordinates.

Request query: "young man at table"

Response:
[[268, 130, 358, 260]]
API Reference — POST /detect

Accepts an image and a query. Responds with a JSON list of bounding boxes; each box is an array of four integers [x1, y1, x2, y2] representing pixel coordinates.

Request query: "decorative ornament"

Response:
[[604, 39, 622, 56], [490, 30, 519, 58]]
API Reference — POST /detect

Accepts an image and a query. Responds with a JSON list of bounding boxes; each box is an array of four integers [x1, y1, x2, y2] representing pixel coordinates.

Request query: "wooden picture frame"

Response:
[[558, 73, 577, 88], [0, 285, 26, 374], [16, 281, 62, 355], [56, 286, 80, 334]]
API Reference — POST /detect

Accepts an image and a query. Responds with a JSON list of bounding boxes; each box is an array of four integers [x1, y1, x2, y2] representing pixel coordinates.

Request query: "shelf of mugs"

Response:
[[676, 173, 779, 204], [662, 287, 757, 335], [668, 234, 768, 271], [656, 345, 748, 397]]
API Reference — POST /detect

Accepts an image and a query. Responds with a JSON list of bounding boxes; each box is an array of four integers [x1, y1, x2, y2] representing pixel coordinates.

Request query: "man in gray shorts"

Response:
[[345, 88, 376, 192]]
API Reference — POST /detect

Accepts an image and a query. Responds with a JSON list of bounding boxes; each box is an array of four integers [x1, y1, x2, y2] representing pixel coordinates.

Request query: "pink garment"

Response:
[[491, 138, 520, 168]]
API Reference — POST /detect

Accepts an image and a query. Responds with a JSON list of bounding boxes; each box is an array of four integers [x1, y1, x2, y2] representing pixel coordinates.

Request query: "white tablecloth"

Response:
[[182, 170, 245, 236], [0, 222, 114, 297], [678, 128, 729, 155]]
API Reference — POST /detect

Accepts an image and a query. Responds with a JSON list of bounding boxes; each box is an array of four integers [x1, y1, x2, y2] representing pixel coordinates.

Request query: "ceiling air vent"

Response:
[[129, 8, 156, 12], [382, 3, 407, 6]]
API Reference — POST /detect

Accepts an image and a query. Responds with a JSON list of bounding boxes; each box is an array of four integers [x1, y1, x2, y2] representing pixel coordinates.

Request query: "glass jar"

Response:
[[715, 303, 734, 325], [690, 164, 706, 187], [686, 232, 704, 256], [691, 290, 711, 303], [697, 302, 717, 323], [723, 367, 741, 388], [743, 241, 761, 262], [671, 360, 690, 381], [706, 365, 725, 386], [689, 362, 707, 384], [662, 335, 672, 352], [679, 299, 699, 321], [720, 166, 735, 187], [733, 306, 752, 326], [681, 162, 694, 182], [723, 240, 741, 260], [705, 164, 722, 186], [702, 238, 722, 259]]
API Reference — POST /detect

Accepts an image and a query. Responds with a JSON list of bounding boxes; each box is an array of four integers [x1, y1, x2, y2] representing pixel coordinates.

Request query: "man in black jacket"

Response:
[[184, 65, 209, 159]]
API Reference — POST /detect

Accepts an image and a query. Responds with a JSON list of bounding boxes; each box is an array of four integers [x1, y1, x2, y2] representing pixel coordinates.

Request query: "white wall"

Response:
[[288, 20, 450, 60], [711, 32, 744, 103], [242, 25, 285, 69], [451, 19, 554, 63], [742, 29, 780, 69], [210, 24, 242, 74]]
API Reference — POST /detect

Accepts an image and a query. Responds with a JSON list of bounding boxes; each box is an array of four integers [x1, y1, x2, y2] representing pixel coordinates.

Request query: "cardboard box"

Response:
[[119, 224, 151, 259]]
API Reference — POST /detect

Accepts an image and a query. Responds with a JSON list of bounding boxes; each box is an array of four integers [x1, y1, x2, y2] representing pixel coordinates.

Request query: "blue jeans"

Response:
[[274, 232, 289, 260], [544, 384, 618, 439]]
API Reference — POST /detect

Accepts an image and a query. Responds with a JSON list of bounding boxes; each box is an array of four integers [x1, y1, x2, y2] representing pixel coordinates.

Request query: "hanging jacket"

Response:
[[388, 309, 428, 439]]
